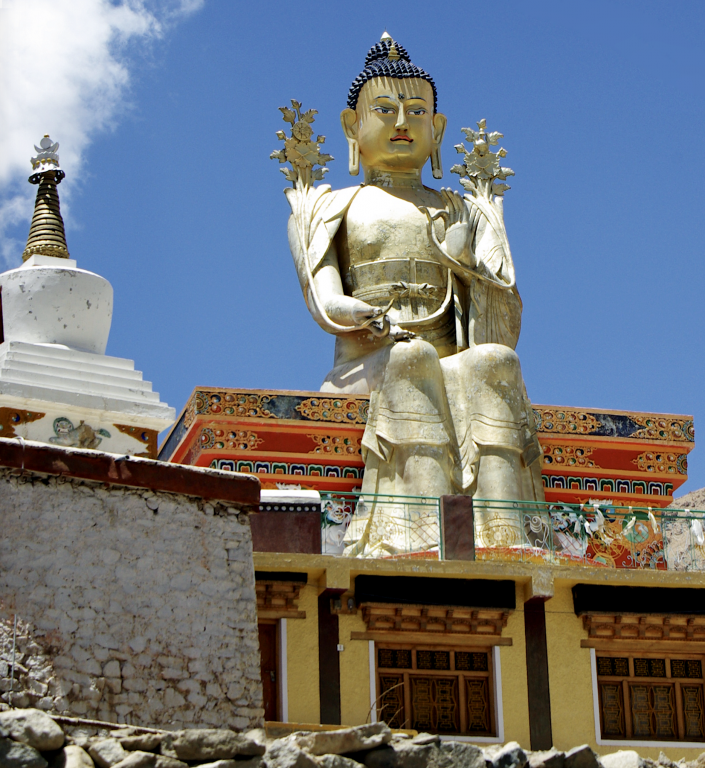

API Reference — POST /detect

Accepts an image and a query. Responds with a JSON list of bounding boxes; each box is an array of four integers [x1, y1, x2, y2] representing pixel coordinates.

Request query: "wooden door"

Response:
[[258, 622, 278, 721]]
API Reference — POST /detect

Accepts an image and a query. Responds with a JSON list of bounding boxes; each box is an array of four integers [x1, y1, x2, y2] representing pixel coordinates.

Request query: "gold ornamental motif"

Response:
[[200, 427, 263, 451], [475, 511, 523, 548], [308, 433, 362, 456], [631, 416, 695, 443], [195, 391, 276, 419], [632, 450, 685, 474], [229, 430, 264, 451], [542, 444, 597, 468], [534, 408, 602, 435], [296, 397, 369, 424], [183, 399, 195, 429]]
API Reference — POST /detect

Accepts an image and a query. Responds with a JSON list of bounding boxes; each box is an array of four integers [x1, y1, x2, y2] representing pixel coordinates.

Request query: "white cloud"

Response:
[[0, 0, 203, 265]]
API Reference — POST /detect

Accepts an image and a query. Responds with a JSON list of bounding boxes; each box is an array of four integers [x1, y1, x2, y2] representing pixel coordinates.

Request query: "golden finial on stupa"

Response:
[[22, 135, 70, 262], [388, 42, 400, 61]]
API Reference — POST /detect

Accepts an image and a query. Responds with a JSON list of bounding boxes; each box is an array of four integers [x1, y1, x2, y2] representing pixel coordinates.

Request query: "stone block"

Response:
[[160, 730, 265, 761], [88, 739, 129, 768], [51, 745, 95, 768], [264, 742, 317, 768], [492, 743, 527, 768], [111, 753, 156, 768], [295, 724, 393, 757], [564, 746, 600, 768], [0, 708, 65, 750], [436, 742, 484, 768], [529, 750, 565, 768], [0, 736, 48, 768], [601, 753, 649, 768], [116, 734, 162, 752]]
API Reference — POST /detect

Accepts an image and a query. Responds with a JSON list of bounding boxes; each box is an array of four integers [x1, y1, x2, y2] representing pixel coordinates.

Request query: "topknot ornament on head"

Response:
[[347, 33, 437, 113]]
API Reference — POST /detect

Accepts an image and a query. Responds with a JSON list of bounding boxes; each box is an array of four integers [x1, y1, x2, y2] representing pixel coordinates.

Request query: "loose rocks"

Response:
[[160, 730, 265, 761], [265, 740, 318, 768], [565, 746, 600, 768], [0, 708, 65, 751], [112, 753, 157, 768], [5, 707, 705, 768], [295, 724, 393, 757], [0, 735, 48, 768], [88, 739, 129, 768], [50, 746, 95, 768], [116, 735, 162, 753], [493, 743, 528, 768]]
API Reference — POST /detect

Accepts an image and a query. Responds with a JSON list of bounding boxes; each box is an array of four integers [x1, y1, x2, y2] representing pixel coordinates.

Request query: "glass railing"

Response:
[[319, 492, 705, 570], [320, 492, 441, 557], [472, 499, 705, 571]]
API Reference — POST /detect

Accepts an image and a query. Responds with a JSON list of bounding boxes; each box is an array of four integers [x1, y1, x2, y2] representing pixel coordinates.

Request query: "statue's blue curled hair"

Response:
[[347, 39, 438, 113]]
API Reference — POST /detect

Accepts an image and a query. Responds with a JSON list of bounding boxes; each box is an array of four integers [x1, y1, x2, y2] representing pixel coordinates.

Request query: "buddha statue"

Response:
[[272, 34, 545, 557]]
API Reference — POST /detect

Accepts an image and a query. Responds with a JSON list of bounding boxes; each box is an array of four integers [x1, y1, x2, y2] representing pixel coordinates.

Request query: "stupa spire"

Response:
[[22, 135, 70, 262]]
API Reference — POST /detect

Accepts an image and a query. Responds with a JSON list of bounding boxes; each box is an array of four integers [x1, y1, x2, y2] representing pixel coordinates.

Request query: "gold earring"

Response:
[[348, 139, 360, 176], [431, 145, 443, 179]]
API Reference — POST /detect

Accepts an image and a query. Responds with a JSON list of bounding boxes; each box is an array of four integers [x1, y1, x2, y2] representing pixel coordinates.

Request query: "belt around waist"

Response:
[[348, 258, 447, 293]]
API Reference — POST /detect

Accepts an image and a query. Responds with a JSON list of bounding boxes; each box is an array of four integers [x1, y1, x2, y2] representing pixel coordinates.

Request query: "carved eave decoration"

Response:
[[256, 580, 305, 620], [360, 602, 509, 637], [582, 612, 705, 643]]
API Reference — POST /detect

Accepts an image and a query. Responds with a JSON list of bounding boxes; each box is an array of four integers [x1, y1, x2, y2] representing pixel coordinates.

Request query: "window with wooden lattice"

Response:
[[596, 653, 705, 742], [376, 645, 495, 736]]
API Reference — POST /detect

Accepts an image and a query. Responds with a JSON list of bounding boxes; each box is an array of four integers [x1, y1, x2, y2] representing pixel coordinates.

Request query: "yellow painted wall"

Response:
[[546, 581, 705, 761], [285, 583, 320, 725], [339, 611, 371, 726], [545, 583, 595, 751], [500, 582, 531, 746]]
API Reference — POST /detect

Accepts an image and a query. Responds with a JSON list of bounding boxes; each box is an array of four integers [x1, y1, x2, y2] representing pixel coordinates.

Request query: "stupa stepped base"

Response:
[[0, 341, 174, 458]]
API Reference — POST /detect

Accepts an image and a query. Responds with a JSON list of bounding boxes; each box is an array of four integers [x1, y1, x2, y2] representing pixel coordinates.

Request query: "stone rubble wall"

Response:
[[0, 709, 699, 768], [0, 469, 263, 729]]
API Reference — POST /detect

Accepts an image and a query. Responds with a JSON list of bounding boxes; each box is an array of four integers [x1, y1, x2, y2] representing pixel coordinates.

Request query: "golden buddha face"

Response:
[[341, 77, 446, 176]]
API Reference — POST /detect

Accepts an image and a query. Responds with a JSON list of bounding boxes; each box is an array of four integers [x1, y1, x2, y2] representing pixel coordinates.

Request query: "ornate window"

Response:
[[376, 644, 495, 736], [596, 653, 705, 742]]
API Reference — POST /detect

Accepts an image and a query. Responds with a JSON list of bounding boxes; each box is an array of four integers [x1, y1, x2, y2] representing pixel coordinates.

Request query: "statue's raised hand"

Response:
[[440, 188, 473, 264]]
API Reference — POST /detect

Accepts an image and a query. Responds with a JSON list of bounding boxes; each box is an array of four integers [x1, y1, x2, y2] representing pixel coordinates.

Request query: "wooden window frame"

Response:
[[375, 642, 496, 737], [595, 650, 705, 744]]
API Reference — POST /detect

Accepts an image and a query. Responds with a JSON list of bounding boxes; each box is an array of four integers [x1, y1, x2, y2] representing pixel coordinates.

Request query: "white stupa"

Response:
[[0, 136, 174, 456]]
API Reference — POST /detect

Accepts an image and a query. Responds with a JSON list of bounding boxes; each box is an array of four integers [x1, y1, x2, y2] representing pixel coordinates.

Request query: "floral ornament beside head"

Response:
[[270, 100, 333, 188], [451, 118, 515, 200]]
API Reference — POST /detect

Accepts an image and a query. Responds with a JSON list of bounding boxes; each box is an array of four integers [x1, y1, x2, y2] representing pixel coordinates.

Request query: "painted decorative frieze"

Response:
[[0, 407, 158, 458]]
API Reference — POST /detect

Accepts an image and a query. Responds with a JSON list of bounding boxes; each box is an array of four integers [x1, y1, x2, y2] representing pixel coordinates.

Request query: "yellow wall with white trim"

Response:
[[545, 581, 705, 761], [257, 552, 705, 758]]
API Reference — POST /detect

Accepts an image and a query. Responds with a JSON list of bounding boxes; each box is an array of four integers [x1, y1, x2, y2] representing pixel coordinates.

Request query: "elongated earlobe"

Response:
[[431, 112, 447, 180], [348, 139, 360, 176], [340, 108, 360, 177], [431, 146, 442, 179]]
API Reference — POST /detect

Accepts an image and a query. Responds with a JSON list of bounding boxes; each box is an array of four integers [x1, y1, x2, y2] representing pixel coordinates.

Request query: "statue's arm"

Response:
[[309, 241, 379, 328], [472, 213, 513, 285], [286, 210, 384, 333], [466, 204, 523, 349]]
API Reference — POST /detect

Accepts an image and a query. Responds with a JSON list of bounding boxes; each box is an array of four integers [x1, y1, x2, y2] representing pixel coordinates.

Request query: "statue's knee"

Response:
[[388, 338, 438, 367], [471, 344, 521, 382]]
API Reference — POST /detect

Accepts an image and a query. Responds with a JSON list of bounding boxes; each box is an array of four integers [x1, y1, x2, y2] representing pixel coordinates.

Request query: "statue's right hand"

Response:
[[351, 304, 385, 326]]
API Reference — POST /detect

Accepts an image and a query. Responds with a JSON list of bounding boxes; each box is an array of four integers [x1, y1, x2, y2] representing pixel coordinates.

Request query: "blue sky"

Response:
[[2, 1, 705, 495]]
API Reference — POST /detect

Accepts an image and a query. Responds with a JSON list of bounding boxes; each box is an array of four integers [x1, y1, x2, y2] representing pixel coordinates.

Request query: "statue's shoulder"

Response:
[[318, 184, 363, 223]]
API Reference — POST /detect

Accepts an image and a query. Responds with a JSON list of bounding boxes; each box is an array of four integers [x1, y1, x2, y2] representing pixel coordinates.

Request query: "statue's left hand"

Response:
[[441, 188, 473, 264], [389, 324, 415, 342]]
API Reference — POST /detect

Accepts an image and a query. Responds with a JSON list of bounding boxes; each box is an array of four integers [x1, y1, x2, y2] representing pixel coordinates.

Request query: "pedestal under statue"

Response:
[[272, 35, 544, 556]]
